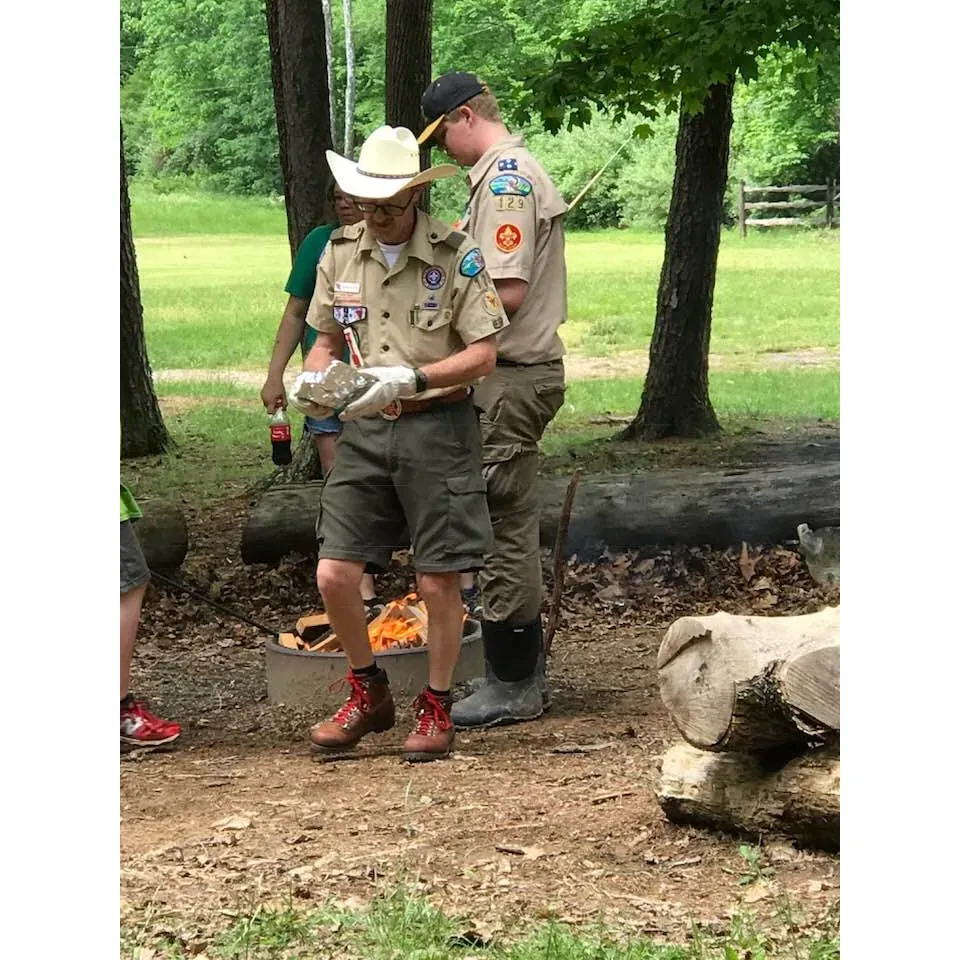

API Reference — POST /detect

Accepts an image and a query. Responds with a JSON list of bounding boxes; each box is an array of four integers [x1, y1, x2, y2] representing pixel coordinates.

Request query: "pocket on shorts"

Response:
[[445, 474, 491, 553]]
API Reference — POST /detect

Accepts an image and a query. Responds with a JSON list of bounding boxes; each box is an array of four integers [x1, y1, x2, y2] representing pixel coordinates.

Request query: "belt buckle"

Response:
[[380, 400, 402, 421]]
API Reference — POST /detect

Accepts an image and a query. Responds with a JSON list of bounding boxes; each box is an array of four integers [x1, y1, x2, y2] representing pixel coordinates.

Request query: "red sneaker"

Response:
[[403, 689, 454, 762], [120, 699, 181, 747]]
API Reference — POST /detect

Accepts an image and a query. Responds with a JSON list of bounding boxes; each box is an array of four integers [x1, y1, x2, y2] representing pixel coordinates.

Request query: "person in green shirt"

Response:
[[261, 187, 363, 474], [121, 483, 181, 747], [260, 188, 380, 614]]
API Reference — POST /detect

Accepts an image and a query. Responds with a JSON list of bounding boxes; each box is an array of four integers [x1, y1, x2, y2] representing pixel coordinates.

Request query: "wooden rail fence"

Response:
[[738, 180, 839, 236]]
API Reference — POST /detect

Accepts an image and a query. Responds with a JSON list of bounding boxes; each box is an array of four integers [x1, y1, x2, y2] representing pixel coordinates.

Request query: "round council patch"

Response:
[[495, 223, 522, 253], [422, 265, 445, 290]]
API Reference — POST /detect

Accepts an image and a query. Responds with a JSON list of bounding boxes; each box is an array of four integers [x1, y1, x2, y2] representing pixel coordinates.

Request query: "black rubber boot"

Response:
[[451, 618, 547, 729]]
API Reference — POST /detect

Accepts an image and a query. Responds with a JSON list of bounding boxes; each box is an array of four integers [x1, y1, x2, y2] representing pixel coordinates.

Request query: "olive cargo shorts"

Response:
[[473, 362, 566, 624], [316, 398, 493, 573]]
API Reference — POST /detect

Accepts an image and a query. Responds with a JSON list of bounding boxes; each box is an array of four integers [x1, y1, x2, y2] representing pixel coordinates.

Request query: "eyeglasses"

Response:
[[351, 193, 418, 216]]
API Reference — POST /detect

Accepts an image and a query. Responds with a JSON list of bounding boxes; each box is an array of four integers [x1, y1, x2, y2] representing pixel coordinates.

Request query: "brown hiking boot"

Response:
[[402, 689, 455, 762], [310, 668, 395, 752]]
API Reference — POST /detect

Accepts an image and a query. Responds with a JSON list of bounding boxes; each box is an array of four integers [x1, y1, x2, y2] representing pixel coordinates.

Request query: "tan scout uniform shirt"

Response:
[[305, 212, 509, 399], [462, 133, 567, 364]]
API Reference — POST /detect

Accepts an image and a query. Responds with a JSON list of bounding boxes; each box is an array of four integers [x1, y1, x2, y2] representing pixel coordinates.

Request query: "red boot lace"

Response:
[[411, 689, 452, 736], [330, 671, 374, 727]]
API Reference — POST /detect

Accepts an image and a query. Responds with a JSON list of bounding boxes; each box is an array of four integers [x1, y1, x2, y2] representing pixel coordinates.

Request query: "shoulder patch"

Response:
[[440, 229, 468, 252], [497, 158, 518, 171], [459, 247, 485, 278], [489, 174, 533, 197]]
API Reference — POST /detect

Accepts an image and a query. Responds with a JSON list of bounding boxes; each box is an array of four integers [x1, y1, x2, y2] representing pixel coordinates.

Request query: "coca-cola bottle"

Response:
[[269, 406, 292, 465]]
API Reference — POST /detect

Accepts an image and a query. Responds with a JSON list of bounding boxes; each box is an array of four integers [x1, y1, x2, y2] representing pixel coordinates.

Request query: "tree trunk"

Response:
[[385, 0, 432, 209], [120, 124, 170, 459], [657, 607, 840, 753], [621, 80, 735, 441], [657, 742, 840, 852], [265, 0, 336, 257], [342, 0, 356, 157], [321, 0, 338, 151], [239, 459, 840, 566], [264, 1, 335, 482]]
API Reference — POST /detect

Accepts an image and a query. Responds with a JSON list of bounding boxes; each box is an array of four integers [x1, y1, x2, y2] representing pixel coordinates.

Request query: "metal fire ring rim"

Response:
[[264, 617, 482, 660]]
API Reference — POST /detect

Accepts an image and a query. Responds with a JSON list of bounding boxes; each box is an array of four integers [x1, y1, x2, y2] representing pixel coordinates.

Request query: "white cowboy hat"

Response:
[[326, 125, 458, 200]]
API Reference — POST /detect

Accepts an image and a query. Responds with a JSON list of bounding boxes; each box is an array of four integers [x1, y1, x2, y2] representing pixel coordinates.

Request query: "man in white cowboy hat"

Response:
[[418, 73, 568, 730], [301, 125, 509, 762]]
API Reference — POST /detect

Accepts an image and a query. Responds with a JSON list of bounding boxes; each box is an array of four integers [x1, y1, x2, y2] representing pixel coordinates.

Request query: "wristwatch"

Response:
[[413, 368, 429, 393]]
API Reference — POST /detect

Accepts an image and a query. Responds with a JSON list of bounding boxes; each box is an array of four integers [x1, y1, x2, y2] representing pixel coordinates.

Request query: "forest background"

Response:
[[119, 0, 839, 229]]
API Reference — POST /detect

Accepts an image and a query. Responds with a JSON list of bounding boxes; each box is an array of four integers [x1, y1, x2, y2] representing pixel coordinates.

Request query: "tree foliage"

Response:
[[120, 0, 839, 215], [519, 0, 840, 130]]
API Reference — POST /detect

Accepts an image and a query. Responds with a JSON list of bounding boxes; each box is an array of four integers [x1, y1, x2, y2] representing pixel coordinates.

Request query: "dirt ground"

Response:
[[121, 479, 840, 952], [151, 346, 839, 391]]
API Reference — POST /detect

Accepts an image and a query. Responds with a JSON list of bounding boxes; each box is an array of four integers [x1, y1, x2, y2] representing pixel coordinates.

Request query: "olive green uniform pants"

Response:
[[473, 361, 566, 624]]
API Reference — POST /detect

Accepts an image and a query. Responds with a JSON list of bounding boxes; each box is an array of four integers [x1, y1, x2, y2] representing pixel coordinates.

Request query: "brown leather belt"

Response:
[[380, 387, 469, 420]]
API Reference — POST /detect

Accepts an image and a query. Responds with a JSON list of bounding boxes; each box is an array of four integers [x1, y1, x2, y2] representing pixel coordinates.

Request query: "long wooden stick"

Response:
[[544, 469, 581, 657]]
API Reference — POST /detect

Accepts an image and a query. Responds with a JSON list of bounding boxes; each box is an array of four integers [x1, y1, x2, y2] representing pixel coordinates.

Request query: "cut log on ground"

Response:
[[657, 741, 840, 852], [240, 458, 839, 565], [658, 606, 839, 752], [539, 461, 839, 560], [134, 499, 189, 572]]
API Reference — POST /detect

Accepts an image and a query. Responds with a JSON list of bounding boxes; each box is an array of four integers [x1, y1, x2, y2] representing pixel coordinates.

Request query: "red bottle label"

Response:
[[270, 424, 291, 442]]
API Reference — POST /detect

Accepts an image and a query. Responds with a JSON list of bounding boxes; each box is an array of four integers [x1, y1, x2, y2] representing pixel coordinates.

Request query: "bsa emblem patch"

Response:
[[495, 223, 522, 253], [459, 247, 485, 278], [489, 174, 532, 197], [422, 266, 445, 290], [332, 304, 367, 327], [498, 157, 518, 171]]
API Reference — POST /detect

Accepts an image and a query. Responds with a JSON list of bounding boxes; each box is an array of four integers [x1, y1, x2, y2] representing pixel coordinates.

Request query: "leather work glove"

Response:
[[339, 366, 419, 420]]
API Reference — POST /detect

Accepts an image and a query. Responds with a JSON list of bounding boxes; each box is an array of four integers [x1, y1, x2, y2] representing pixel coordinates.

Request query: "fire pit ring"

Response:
[[264, 617, 483, 712]]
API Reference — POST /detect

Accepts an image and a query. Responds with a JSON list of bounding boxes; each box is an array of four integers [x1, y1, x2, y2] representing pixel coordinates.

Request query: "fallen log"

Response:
[[657, 741, 840, 852], [538, 461, 839, 560], [134, 499, 189, 572], [240, 459, 839, 565], [657, 607, 839, 752]]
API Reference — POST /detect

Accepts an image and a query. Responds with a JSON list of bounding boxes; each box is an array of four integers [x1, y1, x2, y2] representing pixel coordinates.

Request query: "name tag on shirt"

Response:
[[335, 280, 361, 294]]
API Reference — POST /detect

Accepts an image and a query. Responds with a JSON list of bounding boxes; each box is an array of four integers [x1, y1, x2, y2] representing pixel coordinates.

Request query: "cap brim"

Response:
[[326, 150, 458, 199], [417, 116, 443, 146]]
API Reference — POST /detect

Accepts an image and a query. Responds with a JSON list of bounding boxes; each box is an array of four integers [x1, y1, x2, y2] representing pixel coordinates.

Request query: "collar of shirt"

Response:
[[354, 212, 450, 272], [467, 133, 526, 190]]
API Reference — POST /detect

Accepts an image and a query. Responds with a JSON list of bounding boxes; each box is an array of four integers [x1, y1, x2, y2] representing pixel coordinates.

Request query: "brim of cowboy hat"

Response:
[[326, 150, 458, 200]]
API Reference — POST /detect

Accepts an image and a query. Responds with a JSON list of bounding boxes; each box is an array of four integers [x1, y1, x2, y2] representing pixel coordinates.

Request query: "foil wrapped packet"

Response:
[[289, 361, 378, 419]]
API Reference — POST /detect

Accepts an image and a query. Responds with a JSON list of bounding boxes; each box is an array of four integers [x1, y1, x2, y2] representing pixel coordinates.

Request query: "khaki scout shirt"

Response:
[[305, 212, 509, 400], [462, 133, 567, 364]]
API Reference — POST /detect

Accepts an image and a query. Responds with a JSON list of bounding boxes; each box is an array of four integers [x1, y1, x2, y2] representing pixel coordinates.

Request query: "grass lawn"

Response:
[[124, 188, 839, 499], [131, 188, 839, 370]]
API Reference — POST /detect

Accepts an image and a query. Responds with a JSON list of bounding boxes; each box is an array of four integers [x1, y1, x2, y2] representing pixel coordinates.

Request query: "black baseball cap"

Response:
[[418, 72, 487, 145]]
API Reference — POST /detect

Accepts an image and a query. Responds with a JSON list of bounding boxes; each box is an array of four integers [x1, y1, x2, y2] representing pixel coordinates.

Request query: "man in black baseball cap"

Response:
[[417, 71, 569, 734], [418, 72, 487, 146]]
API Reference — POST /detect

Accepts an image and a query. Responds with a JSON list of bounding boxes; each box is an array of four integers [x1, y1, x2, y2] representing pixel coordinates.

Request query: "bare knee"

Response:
[[416, 572, 459, 606], [316, 559, 364, 598]]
